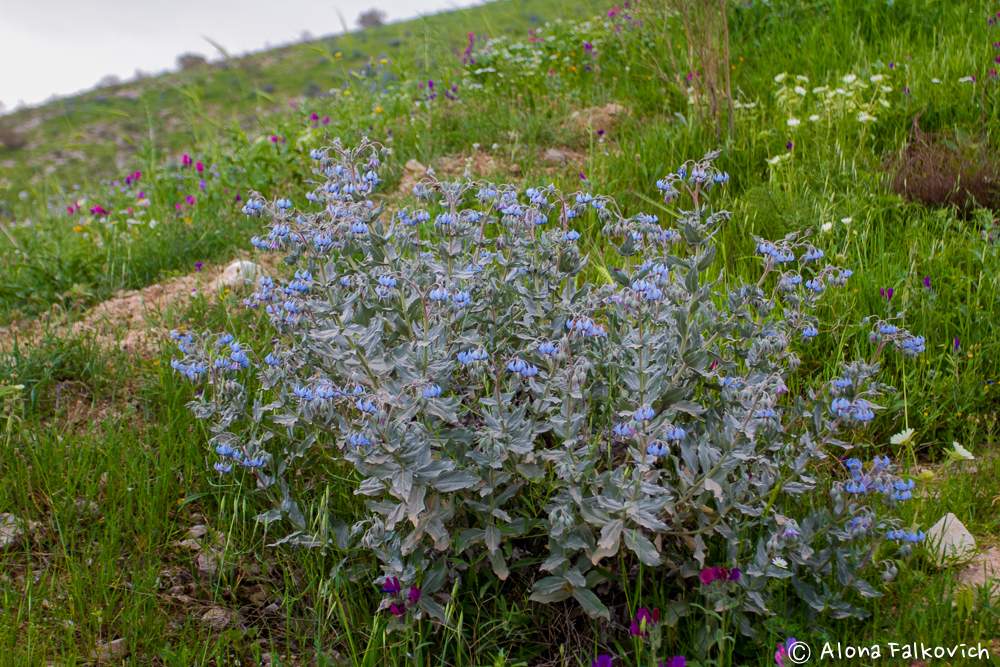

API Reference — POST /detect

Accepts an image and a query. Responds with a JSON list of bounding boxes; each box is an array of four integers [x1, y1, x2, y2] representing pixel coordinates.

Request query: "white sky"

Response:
[[0, 0, 480, 110]]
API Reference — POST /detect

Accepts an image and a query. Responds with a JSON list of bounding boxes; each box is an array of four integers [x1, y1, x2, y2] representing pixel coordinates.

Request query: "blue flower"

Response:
[[899, 335, 925, 356], [563, 230, 581, 242], [566, 316, 607, 337], [887, 529, 925, 543], [422, 384, 442, 399], [215, 443, 237, 458], [612, 422, 636, 439], [293, 385, 315, 402], [350, 221, 369, 235], [213, 462, 233, 474], [844, 479, 868, 494], [355, 398, 378, 414], [378, 275, 398, 289], [457, 348, 489, 365], [348, 433, 372, 447], [452, 291, 472, 308], [664, 425, 686, 440], [633, 405, 656, 422], [879, 324, 899, 335], [506, 358, 539, 378], [802, 247, 824, 262], [802, 325, 819, 339], [537, 341, 559, 357], [647, 441, 669, 457], [276, 198, 292, 210], [804, 278, 825, 293]]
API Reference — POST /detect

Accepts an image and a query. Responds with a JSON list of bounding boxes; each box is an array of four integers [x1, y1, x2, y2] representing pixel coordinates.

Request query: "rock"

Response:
[[196, 551, 220, 578], [187, 524, 208, 539], [174, 539, 202, 552], [957, 546, 1000, 596], [211, 260, 261, 290], [542, 147, 579, 165], [568, 103, 628, 133], [92, 638, 129, 664], [926, 513, 976, 565], [0, 514, 23, 550], [404, 159, 427, 174], [200, 606, 234, 630]]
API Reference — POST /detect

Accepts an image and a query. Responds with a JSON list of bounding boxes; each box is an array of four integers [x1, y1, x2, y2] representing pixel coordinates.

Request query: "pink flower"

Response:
[[181, 154, 193, 167], [196, 161, 204, 174], [89, 205, 108, 216]]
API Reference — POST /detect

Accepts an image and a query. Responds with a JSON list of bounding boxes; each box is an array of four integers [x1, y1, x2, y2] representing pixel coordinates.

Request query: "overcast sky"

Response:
[[0, 0, 480, 110]]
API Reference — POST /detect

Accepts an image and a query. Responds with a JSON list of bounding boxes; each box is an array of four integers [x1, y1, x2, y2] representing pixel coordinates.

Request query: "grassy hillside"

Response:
[[2, 0, 999, 664]]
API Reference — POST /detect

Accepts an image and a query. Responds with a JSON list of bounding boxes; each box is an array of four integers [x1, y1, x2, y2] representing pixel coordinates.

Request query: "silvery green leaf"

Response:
[[572, 587, 610, 619], [624, 529, 662, 566]]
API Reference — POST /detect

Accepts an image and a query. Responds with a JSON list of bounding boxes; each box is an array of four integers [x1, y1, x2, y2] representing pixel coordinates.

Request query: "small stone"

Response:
[[200, 606, 234, 630], [404, 159, 427, 174], [211, 260, 261, 290], [0, 514, 23, 550], [174, 539, 202, 552], [187, 524, 208, 539], [957, 546, 1000, 597], [926, 513, 976, 565], [93, 638, 129, 664], [542, 147, 572, 164], [196, 551, 220, 578]]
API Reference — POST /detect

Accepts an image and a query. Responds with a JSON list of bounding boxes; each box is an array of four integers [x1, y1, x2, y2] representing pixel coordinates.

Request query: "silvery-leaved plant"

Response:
[[171, 138, 923, 632]]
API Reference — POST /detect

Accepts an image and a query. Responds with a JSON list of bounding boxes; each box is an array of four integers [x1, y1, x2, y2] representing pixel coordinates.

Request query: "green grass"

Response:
[[2, 0, 1000, 663]]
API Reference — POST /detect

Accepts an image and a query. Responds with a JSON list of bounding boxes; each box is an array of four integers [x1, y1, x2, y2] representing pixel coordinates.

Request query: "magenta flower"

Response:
[[90, 205, 108, 216], [175, 203, 183, 211], [388, 603, 406, 617], [775, 637, 797, 666], [659, 658, 686, 667], [181, 153, 193, 167], [461, 32, 476, 64], [381, 576, 402, 594], [592, 655, 614, 667], [407, 586, 422, 605], [137, 191, 145, 200], [196, 161, 204, 174], [629, 607, 660, 637], [270, 135, 281, 143], [700, 565, 739, 585], [185, 194, 196, 206], [194, 261, 204, 272], [322, 115, 330, 125], [880, 287, 894, 301], [310, 112, 319, 122], [583, 41, 594, 53]]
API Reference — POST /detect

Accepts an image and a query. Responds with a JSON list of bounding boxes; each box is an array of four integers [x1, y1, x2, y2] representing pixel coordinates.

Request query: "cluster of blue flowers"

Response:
[[213, 441, 266, 474], [841, 457, 917, 502], [506, 358, 539, 378], [830, 397, 876, 423]]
